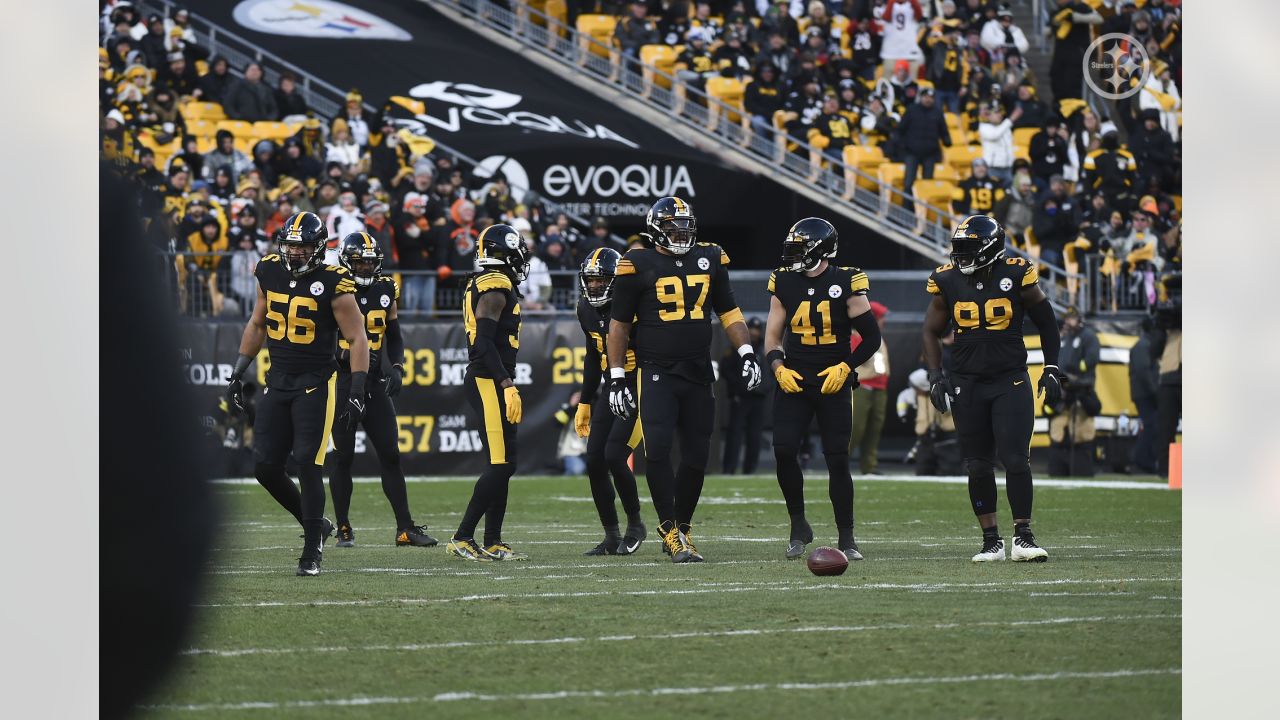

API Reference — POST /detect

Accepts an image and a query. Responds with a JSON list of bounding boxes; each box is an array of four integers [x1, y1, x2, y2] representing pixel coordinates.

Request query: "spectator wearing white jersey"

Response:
[[879, 0, 925, 79]]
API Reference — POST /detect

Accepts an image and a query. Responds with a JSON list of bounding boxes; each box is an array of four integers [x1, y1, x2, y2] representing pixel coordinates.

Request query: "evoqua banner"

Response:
[[205, 0, 925, 270]]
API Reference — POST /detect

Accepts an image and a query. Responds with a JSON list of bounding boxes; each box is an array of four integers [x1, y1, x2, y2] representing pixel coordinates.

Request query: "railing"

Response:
[[423, 0, 1087, 311], [134, 0, 626, 248], [1082, 254, 1160, 314]]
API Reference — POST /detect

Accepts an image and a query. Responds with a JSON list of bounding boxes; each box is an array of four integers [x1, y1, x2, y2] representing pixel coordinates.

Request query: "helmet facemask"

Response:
[[950, 237, 1002, 275], [579, 271, 615, 308], [280, 234, 324, 278], [342, 249, 382, 286], [655, 216, 696, 255]]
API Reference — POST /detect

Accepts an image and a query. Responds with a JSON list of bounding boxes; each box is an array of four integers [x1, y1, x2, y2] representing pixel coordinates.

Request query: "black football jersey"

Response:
[[576, 298, 637, 374], [610, 243, 742, 382], [768, 265, 870, 378], [337, 275, 398, 376], [927, 256, 1040, 378], [254, 254, 356, 385], [463, 270, 521, 379]]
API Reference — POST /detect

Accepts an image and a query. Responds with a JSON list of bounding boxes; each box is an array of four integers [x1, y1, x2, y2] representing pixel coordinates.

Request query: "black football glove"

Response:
[[927, 368, 955, 413], [384, 365, 405, 397], [741, 352, 762, 391], [608, 375, 635, 420], [337, 372, 368, 432], [1039, 365, 1066, 408], [226, 378, 245, 415]]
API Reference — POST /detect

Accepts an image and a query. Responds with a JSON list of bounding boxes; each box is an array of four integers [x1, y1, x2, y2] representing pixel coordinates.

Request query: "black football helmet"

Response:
[[579, 247, 622, 308], [475, 223, 533, 282], [781, 217, 838, 272], [278, 211, 328, 277], [645, 196, 697, 255], [950, 214, 1006, 275], [338, 231, 383, 287]]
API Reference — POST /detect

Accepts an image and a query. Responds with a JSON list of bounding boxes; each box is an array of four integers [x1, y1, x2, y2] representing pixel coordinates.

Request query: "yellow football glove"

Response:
[[504, 385, 523, 424], [774, 364, 804, 393], [816, 362, 852, 394], [574, 402, 592, 438]]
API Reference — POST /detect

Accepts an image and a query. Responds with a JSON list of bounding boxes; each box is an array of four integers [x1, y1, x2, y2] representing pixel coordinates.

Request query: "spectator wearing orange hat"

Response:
[[848, 301, 890, 474], [397, 192, 438, 314]]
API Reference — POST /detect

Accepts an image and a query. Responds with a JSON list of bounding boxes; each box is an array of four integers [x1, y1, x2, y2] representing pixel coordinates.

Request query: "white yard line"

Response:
[[195, 576, 1180, 608], [144, 668, 1181, 711], [181, 613, 1179, 658]]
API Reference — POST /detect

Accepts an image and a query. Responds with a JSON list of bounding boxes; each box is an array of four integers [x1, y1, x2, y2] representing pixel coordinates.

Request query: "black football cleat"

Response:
[[396, 525, 439, 547], [296, 558, 320, 576], [617, 521, 647, 555], [584, 539, 620, 556], [336, 523, 355, 548], [840, 540, 865, 561]]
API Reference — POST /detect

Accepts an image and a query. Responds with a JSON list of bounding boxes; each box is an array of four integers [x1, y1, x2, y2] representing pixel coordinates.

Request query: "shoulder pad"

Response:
[[1085, 148, 1105, 158], [261, 253, 280, 263], [616, 256, 638, 276], [767, 271, 777, 294], [849, 268, 869, 294], [474, 271, 514, 293], [1117, 149, 1135, 159], [934, 263, 954, 273]]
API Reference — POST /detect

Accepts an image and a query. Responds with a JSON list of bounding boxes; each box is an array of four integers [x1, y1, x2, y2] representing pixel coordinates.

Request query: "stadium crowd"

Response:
[[99, 0, 626, 317], [568, 0, 1179, 304]]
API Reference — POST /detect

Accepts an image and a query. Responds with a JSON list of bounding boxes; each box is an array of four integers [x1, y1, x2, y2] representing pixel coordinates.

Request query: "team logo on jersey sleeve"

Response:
[[828, 284, 842, 298], [310, 281, 325, 296], [380, 295, 391, 307], [999, 277, 1013, 291], [697, 257, 710, 270]]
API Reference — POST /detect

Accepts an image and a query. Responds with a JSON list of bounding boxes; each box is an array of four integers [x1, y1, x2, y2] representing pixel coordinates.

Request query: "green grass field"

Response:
[[142, 474, 1181, 718]]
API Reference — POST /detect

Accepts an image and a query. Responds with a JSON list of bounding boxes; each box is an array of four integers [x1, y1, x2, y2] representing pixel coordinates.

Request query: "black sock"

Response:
[[789, 512, 812, 542], [774, 447, 806, 515], [983, 525, 1001, 541], [1014, 521, 1032, 538], [603, 524, 620, 541], [298, 463, 327, 557], [837, 526, 854, 548], [825, 452, 854, 531], [586, 454, 620, 528], [645, 457, 676, 525], [254, 463, 303, 525], [625, 510, 644, 529], [674, 462, 706, 527], [380, 462, 414, 530]]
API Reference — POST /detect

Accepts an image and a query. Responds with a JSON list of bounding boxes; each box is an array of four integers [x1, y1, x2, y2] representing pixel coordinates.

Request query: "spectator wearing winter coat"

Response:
[[1009, 83, 1048, 129], [203, 130, 253, 182], [744, 63, 786, 133], [977, 103, 1015, 184], [277, 138, 322, 185], [615, 1, 660, 62], [1029, 117, 1070, 189], [1047, 0, 1103, 101], [1127, 108, 1177, 193], [325, 118, 367, 175], [755, 31, 798, 79], [326, 190, 367, 243], [517, 233, 553, 311], [893, 87, 952, 195], [1138, 60, 1181, 143], [274, 72, 308, 119], [433, 199, 480, 276], [995, 171, 1036, 241], [159, 51, 201, 99], [199, 57, 234, 104], [224, 63, 278, 122], [396, 193, 437, 313], [1031, 175, 1077, 267], [333, 89, 371, 149], [980, 6, 1029, 65]]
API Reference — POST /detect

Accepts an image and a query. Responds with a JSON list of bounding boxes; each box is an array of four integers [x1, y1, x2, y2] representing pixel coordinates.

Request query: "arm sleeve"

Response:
[[1026, 298, 1060, 367], [846, 310, 882, 368], [610, 257, 640, 322], [385, 317, 404, 367], [580, 344, 603, 404]]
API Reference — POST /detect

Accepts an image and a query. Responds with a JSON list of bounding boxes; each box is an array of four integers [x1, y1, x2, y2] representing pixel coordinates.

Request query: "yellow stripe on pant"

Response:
[[314, 371, 337, 465], [475, 377, 508, 464]]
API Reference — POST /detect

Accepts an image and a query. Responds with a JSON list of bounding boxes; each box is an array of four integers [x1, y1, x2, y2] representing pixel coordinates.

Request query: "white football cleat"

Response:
[[971, 537, 1006, 562], [1011, 533, 1049, 562]]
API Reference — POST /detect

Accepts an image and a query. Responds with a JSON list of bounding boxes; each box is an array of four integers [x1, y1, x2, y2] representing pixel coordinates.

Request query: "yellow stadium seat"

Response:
[[931, 164, 960, 183], [705, 77, 745, 128], [640, 44, 680, 94], [181, 101, 226, 122], [215, 119, 255, 139], [945, 112, 963, 131], [234, 137, 255, 155], [1012, 127, 1039, 148], [878, 162, 906, 191], [912, 179, 959, 225], [844, 145, 886, 193], [185, 118, 218, 139], [1172, 195, 1181, 213], [253, 121, 299, 142], [1014, 144, 1030, 162], [196, 136, 217, 154], [944, 144, 983, 173], [576, 14, 618, 59]]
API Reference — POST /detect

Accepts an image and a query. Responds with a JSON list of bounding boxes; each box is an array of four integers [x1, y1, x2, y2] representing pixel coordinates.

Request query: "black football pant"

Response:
[[772, 385, 855, 532], [950, 371, 1035, 521], [329, 372, 415, 532], [1155, 384, 1182, 477], [253, 371, 337, 558], [637, 370, 714, 527], [455, 374, 518, 546], [721, 394, 765, 474], [586, 383, 644, 530]]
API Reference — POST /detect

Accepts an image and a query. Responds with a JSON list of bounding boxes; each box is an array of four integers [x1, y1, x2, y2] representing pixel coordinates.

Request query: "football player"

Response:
[[764, 218, 882, 561], [922, 215, 1064, 563], [607, 197, 761, 563], [573, 248, 647, 556], [225, 211, 370, 576], [445, 224, 534, 562], [328, 232, 438, 549]]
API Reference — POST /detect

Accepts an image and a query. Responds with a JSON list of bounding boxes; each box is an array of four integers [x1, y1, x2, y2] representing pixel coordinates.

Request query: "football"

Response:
[[806, 546, 849, 576]]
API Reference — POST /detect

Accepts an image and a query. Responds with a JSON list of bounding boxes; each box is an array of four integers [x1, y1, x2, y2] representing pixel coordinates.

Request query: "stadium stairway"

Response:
[[1013, 0, 1057, 105]]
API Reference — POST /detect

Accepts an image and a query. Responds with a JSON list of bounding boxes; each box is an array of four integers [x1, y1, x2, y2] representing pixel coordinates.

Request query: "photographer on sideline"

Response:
[[1045, 306, 1101, 476], [1150, 272, 1182, 478]]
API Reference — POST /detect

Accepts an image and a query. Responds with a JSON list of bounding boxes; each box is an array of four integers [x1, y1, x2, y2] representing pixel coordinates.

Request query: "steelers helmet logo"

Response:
[[505, 231, 521, 249], [310, 281, 325, 296], [380, 295, 391, 307], [999, 277, 1013, 291], [697, 257, 710, 270], [828, 284, 842, 298]]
